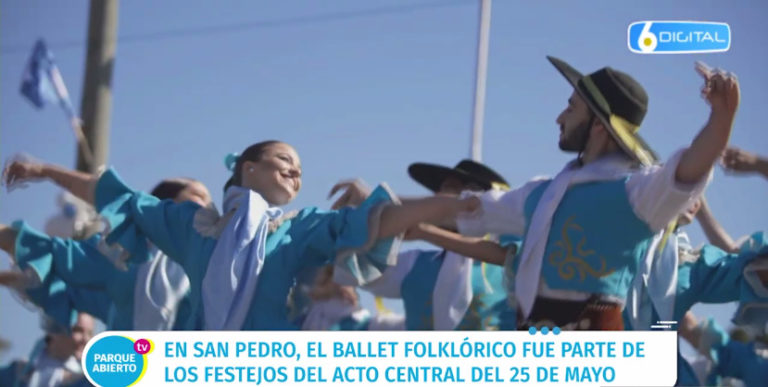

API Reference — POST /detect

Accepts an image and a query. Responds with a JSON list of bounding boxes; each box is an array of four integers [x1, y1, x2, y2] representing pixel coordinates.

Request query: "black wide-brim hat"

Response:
[[547, 56, 658, 166], [408, 159, 509, 193]]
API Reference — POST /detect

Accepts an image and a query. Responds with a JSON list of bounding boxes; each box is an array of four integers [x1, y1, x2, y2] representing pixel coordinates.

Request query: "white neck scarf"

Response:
[[626, 229, 683, 329], [433, 250, 473, 330], [516, 154, 636, 319], [28, 351, 81, 387], [133, 248, 191, 330], [202, 186, 282, 330]]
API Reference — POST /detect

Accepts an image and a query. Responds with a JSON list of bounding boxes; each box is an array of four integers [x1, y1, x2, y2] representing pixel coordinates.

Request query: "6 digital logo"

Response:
[[628, 21, 730, 54]]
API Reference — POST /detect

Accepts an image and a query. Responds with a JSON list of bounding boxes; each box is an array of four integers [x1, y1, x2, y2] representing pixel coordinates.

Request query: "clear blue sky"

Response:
[[1, 0, 766, 363]]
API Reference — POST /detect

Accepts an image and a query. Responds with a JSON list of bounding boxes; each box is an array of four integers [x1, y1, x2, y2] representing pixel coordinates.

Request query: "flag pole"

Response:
[[69, 117, 94, 167], [470, 0, 492, 162]]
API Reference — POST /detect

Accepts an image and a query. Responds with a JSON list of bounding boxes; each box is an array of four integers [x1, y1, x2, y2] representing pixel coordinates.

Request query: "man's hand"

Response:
[[696, 61, 740, 118], [675, 63, 741, 185]]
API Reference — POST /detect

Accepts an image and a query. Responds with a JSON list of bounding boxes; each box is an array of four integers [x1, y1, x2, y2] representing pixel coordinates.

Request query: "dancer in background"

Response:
[[1, 159, 211, 330], [0, 313, 93, 387], [298, 265, 405, 331], [341, 160, 518, 330], [624, 199, 768, 385], [680, 311, 768, 387]]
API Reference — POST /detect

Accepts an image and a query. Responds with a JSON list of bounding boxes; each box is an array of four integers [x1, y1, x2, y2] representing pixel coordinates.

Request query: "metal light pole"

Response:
[[469, 0, 492, 162], [76, 0, 118, 173]]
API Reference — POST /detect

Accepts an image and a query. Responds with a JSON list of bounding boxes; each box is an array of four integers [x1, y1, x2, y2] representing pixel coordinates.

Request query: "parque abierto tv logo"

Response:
[[628, 21, 730, 54]]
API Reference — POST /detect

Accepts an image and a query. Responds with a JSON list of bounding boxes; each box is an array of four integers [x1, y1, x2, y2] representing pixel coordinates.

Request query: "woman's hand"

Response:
[[0, 270, 27, 288], [722, 147, 763, 174], [403, 223, 431, 241], [337, 285, 359, 306], [327, 179, 372, 210], [2, 155, 46, 191], [2, 157, 96, 204]]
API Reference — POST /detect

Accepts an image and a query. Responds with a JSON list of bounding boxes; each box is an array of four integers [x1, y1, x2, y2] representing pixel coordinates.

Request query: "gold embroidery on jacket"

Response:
[[547, 216, 615, 281]]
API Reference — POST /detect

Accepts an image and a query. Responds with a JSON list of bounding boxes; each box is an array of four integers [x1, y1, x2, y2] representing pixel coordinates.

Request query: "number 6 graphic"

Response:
[[638, 22, 657, 52]]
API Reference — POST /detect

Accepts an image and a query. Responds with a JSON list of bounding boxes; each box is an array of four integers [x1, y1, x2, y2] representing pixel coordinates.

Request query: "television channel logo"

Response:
[[628, 21, 730, 54]]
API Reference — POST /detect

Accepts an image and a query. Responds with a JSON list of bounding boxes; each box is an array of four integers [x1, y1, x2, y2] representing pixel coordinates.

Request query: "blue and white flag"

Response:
[[20, 39, 94, 164], [20, 39, 77, 119]]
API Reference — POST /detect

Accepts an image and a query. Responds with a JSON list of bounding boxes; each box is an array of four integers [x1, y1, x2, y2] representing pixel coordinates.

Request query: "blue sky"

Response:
[[2, 0, 767, 362]]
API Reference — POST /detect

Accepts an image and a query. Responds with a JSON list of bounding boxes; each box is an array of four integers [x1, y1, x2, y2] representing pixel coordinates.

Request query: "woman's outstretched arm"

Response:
[[0, 224, 17, 257], [408, 223, 510, 266], [377, 196, 479, 239], [4, 159, 97, 204]]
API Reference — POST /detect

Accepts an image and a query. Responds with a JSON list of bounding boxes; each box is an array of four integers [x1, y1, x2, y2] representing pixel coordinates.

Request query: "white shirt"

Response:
[[458, 149, 711, 237], [457, 149, 711, 316]]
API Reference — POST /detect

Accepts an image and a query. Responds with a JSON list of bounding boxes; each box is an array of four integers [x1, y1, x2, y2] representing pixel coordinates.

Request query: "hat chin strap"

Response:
[[576, 114, 596, 165]]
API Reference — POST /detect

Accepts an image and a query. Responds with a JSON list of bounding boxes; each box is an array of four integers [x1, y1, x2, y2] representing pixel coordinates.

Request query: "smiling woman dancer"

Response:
[[1, 140, 477, 330]]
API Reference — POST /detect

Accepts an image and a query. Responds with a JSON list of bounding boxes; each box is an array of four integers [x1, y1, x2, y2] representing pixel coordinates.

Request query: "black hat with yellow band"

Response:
[[408, 159, 509, 193], [547, 56, 658, 166]]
